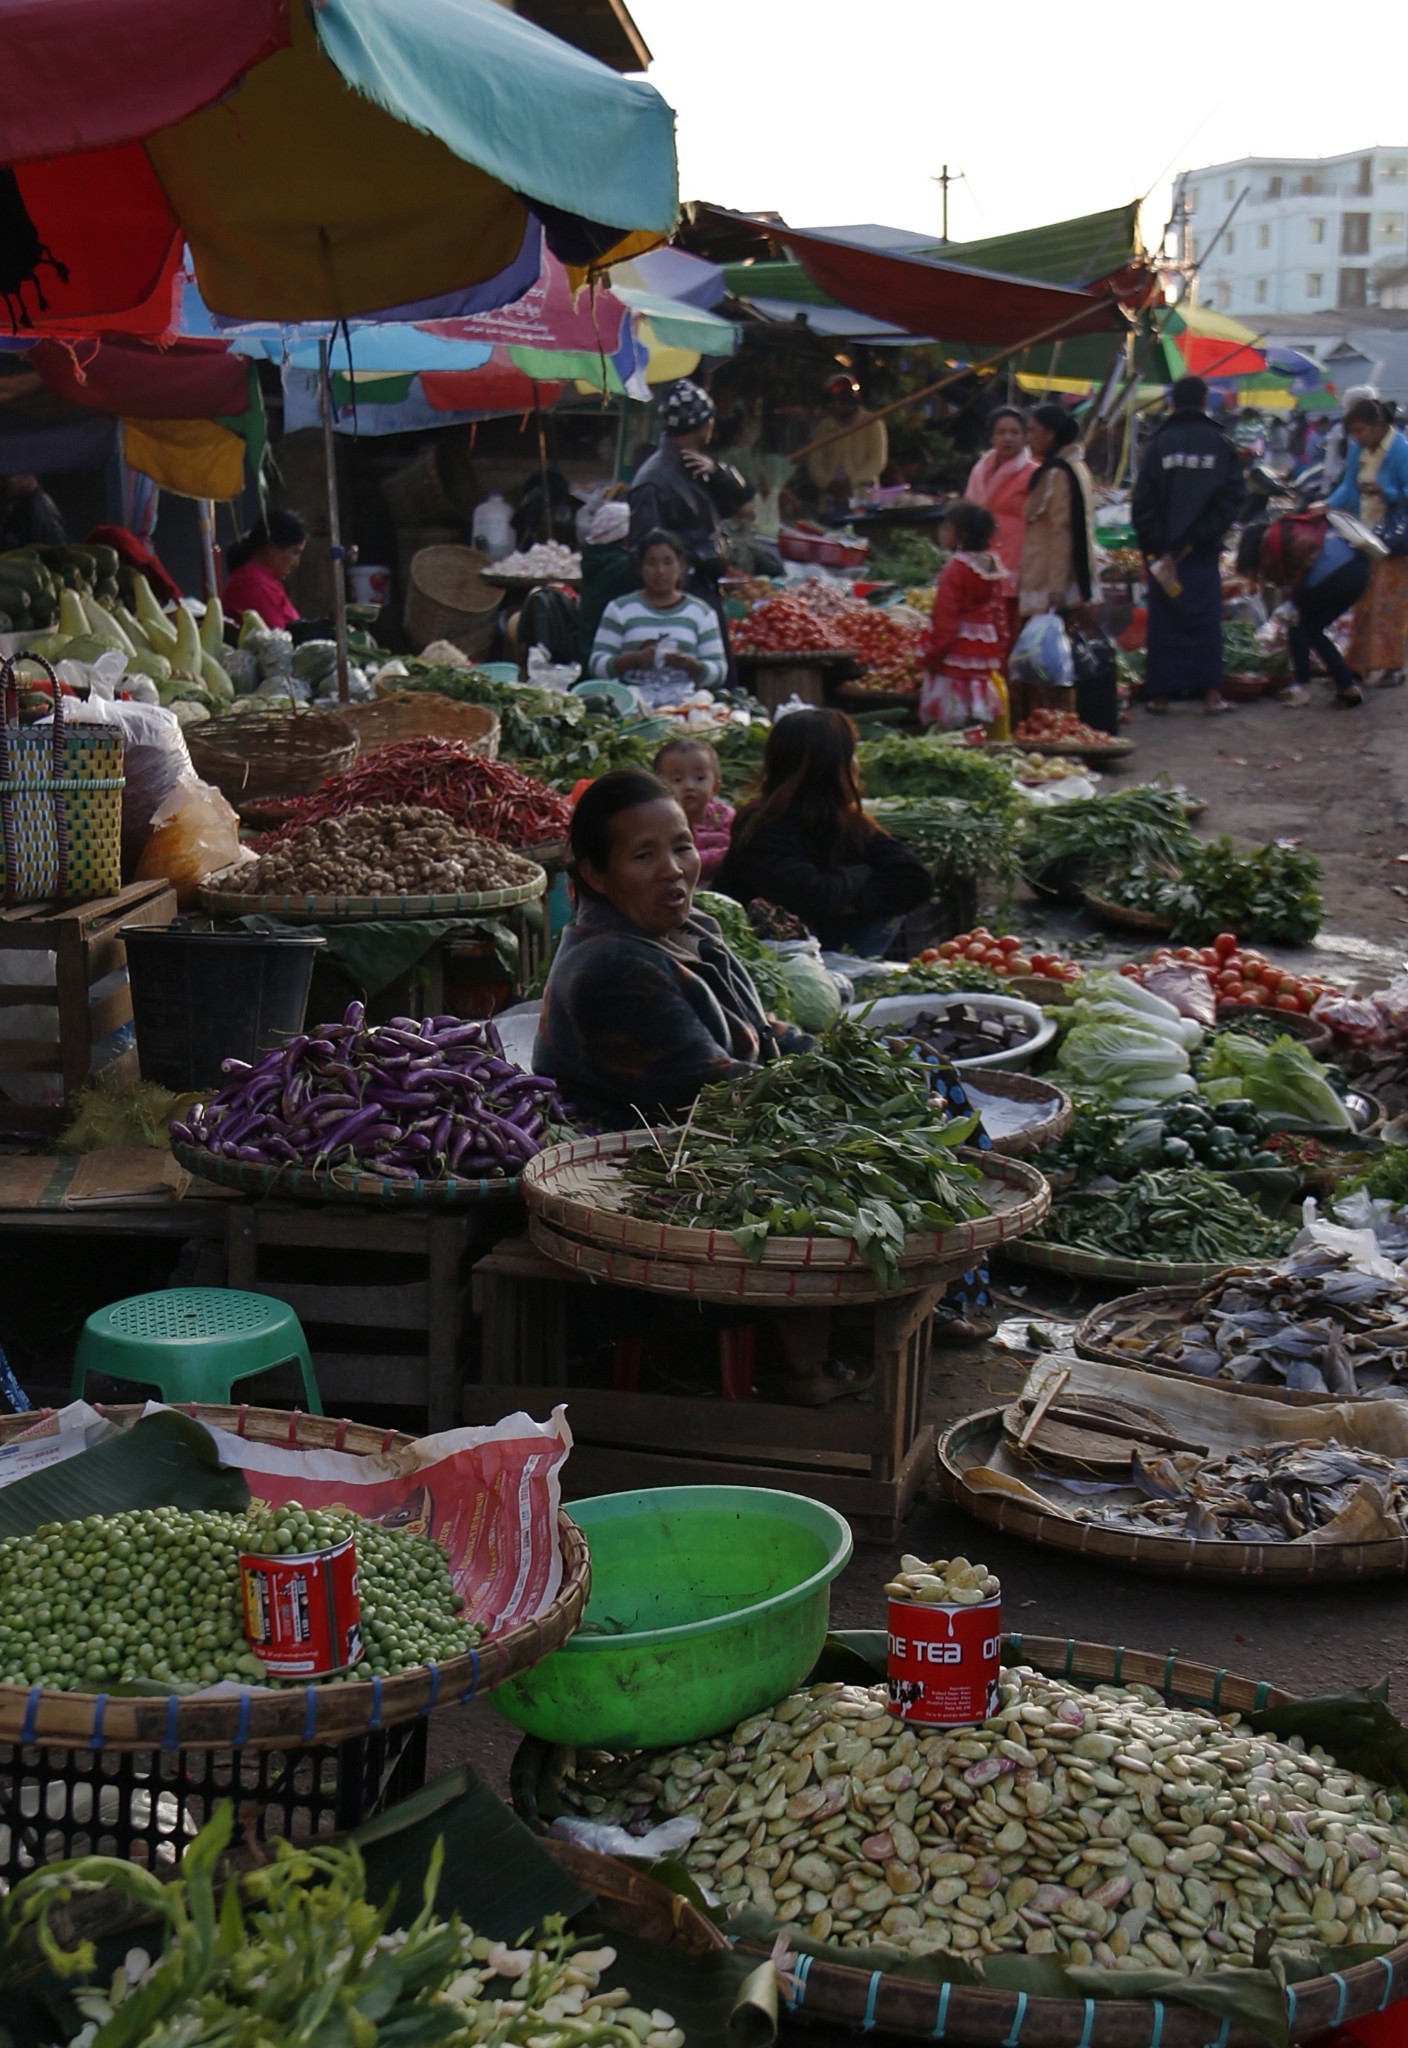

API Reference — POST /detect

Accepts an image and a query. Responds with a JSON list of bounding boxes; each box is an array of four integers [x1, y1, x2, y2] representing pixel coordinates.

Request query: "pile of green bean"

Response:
[[1034, 1166, 1295, 1265], [619, 1022, 989, 1287]]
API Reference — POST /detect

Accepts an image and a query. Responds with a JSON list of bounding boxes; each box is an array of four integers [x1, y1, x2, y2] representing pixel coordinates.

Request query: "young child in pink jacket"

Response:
[[654, 737, 734, 884]]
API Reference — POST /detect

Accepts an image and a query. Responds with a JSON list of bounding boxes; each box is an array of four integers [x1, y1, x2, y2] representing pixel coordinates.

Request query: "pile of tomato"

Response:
[[731, 586, 924, 671], [1013, 709, 1111, 746], [1125, 933, 1342, 1014], [919, 929, 1083, 984]]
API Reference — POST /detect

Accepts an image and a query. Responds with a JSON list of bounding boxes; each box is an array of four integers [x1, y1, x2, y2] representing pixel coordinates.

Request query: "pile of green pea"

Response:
[[0, 1500, 482, 1692]]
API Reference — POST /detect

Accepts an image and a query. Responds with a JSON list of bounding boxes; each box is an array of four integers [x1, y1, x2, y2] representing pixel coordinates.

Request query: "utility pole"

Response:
[[932, 164, 963, 242]]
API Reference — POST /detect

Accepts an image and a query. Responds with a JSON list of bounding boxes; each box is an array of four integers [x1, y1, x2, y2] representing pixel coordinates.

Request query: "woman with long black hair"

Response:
[[222, 508, 307, 630], [1018, 403, 1097, 623]]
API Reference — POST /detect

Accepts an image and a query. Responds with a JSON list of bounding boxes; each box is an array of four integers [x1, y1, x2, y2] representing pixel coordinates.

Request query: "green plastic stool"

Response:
[[72, 1289, 323, 1414]]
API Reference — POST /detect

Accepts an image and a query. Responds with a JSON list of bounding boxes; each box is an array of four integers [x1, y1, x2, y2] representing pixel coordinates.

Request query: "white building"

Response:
[[1173, 149, 1408, 318]]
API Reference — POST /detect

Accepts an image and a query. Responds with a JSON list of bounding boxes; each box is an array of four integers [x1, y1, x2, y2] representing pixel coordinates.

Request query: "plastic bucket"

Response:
[[886, 1592, 1002, 1726], [490, 1485, 853, 1749], [123, 923, 325, 1092], [347, 564, 392, 608]]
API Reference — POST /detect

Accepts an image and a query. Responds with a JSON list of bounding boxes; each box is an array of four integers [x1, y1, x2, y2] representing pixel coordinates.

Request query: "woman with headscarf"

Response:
[[1018, 405, 1098, 625], [964, 407, 1034, 651], [628, 379, 751, 684], [1327, 397, 1408, 687], [576, 496, 638, 669]]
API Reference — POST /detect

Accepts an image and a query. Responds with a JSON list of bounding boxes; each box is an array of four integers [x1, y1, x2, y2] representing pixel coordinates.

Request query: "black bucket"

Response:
[[123, 923, 325, 1092]]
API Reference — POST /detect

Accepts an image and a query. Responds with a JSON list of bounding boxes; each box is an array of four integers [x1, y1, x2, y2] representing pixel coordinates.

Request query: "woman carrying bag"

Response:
[[1327, 397, 1408, 687]]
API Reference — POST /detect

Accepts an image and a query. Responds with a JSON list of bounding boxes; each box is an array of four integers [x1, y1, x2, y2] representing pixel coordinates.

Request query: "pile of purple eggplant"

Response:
[[171, 1001, 564, 1184]]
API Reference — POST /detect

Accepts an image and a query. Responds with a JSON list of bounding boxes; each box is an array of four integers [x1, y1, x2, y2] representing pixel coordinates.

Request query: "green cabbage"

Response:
[[1199, 1032, 1354, 1128], [777, 949, 842, 1031]]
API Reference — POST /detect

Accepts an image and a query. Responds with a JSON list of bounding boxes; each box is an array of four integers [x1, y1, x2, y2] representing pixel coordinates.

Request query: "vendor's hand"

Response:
[[619, 643, 656, 672], [665, 653, 702, 681], [682, 450, 717, 479]]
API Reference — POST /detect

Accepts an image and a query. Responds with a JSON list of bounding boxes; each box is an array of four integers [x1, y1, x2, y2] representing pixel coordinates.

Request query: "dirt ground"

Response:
[[433, 683, 1408, 1794]]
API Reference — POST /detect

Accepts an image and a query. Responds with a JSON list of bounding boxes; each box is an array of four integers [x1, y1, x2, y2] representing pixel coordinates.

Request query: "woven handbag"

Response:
[[0, 655, 124, 905]]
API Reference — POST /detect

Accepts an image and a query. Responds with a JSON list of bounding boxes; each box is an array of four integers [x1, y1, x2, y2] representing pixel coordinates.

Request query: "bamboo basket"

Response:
[[0, 1403, 590, 1750], [188, 710, 358, 809], [197, 856, 546, 923], [936, 1405, 1408, 1582], [1073, 1282, 1372, 1407], [966, 1070, 1073, 1157], [1214, 1003, 1333, 1058], [523, 1131, 1050, 1275], [511, 1637, 1408, 2045], [999, 1238, 1231, 1287], [342, 692, 499, 759], [171, 1139, 525, 1209], [404, 545, 501, 659], [1081, 890, 1175, 935]]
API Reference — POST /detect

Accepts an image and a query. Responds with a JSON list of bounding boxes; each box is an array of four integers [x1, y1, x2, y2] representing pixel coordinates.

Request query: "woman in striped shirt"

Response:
[[588, 529, 728, 703]]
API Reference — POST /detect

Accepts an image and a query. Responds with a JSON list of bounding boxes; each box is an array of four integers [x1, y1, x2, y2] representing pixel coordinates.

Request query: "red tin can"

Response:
[[886, 1593, 1002, 1726], [239, 1534, 364, 1679]]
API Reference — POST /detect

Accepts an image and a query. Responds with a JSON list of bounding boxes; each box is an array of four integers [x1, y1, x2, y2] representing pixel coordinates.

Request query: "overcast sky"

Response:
[[630, 0, 1396, 253]]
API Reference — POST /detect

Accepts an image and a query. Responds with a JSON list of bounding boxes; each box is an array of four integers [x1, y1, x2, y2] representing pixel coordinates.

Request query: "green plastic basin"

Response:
[[490, 1486, 853, 1749]]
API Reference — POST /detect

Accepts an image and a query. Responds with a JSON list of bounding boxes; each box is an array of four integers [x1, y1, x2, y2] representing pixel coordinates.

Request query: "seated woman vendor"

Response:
[[715, 708, 931, 955], [222, 508, 307, 631], [533, 771, 803, 1131], [588, 529, 728, 707]]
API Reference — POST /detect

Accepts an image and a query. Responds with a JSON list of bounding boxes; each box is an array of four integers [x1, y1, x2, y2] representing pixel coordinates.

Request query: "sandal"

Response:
[[1204, 695, 1235, 715], [1370, 670, 1405, 689], [783, 1359, 875, 1406], [1333, 685, 1364, 707]]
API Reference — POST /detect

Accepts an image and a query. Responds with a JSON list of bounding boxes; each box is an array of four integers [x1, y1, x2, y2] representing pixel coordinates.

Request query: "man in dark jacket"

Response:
[[1132, 376, 1243, 714], [629, 379, 751, 682]]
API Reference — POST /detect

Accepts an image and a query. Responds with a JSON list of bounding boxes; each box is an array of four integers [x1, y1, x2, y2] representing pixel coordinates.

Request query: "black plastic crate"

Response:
[[0, 1720, 427, 1887]]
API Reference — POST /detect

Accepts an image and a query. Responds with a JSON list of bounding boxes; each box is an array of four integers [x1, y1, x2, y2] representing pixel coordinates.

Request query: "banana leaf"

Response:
[[0, 1411, 248, 1541], [1251, 1676, 1408, 1796]]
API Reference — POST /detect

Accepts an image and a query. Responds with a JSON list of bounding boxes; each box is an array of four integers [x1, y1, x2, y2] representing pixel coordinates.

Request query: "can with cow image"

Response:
[[885, 1555, 1001, 1726]]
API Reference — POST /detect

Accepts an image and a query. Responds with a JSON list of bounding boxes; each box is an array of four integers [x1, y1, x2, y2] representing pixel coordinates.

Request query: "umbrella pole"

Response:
[[196, 499, 218, 601], [319, 338, 351, 704], [533, 380, 551, 542]]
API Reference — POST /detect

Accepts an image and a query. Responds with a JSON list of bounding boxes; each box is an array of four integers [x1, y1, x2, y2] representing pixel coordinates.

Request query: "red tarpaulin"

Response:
[[697, 209, 1142, 347], [29, 334, 251, 419]]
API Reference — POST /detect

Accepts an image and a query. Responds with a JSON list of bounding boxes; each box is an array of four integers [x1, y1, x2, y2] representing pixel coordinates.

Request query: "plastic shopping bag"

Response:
[[1009, 610, 1074, 687]]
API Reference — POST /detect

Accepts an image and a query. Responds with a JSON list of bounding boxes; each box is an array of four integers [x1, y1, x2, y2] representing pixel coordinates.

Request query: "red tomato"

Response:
[[1199, 949, 1221, 968], [1008, 956, 1032, 975], [1233, 991, 1259, 1006], [1175, 946, 1199, 962], [998, 935, 1023, 954], [1259, 966, 1283, 990], [1215, 968, 1241, 991], [1244, 988, 1268, 1006], [1118, 962, 1140, 978], [1220, 978, 1244, 999], [937, 941, 959, 958], [1276, 993, 1303, 1011], [1214, 933, 1239, 960]]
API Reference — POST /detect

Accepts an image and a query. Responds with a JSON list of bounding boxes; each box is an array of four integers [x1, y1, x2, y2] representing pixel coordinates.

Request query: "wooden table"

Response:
[[469, 1233, 941, 1540]]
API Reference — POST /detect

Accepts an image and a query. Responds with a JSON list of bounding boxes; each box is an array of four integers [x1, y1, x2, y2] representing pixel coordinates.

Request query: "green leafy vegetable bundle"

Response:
[[1223, 619, 1290, 677], [619, 1019, 990, 1285], [694, 889, 797, 1020], [1018, 783, 1198, 897], [856, 734, 1021, 806], [1107, 839, 1324, 945], [1200, 1030, 1355, 1128], [1035, 1166, 1296, 1263], [866, 794, 1023, 884]]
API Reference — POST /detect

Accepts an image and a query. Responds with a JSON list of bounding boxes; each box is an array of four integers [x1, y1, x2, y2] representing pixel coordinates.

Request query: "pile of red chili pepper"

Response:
[[256, 740, 572, 852]]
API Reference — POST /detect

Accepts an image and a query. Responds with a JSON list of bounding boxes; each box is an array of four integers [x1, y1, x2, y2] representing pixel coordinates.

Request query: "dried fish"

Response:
[[1152, 1250, 1408, 1395], [1070, 1437, 1408, 1544]]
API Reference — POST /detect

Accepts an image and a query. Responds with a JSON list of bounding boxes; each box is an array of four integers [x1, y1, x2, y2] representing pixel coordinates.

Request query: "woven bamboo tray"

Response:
[[343, 692, 499, 760], [523, 1131, 1049, 1275], [189, 710, 359, 808], [1082, 890, 1175, 935], [529, 1214, 966, 1303], [999, 1237, 1230, 1287], [965, 1069, 1073, 1156], [937, 1405, 1408, 1582], [1073, 1283, 1358, 1408], [1214, 1003, 1333, 1057], [510, 1638, 1408, 2045], [0, 1403, 589, 1750], [1006, 735, 1135, 764], [197, 858, 547, 922], [171, 1139, 525, 1209]]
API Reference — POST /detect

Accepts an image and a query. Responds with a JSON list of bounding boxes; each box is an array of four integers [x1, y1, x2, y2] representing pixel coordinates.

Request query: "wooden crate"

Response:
[[467, 1234, 940, 1541], [225, 1201, 498, 1432], [0, 879, 177, 1137]]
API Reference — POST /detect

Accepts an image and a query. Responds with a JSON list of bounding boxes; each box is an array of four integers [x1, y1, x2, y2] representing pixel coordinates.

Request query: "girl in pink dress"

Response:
[[653, 737, 735, 883], [919, 502, 1009, 731]]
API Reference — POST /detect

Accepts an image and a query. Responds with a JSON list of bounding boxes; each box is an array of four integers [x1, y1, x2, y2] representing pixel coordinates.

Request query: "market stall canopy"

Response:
[[922, 205, 1146, 293], [693, 206, 1146, 347], [0, 0, 679, 332]]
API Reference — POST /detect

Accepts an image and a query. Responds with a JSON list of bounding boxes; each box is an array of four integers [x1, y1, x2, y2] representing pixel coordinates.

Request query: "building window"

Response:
[[1255, 279, 1268, 304], [1225, 178, 1235, 200], [1358, 158, 1374, 195], [1309, 218, 1325, 244], [1256, 223, 1270, 249], [1185, 186, 1199, 215], [1268, 175, 1283, 198], [1307, 272, 1324, 298], [1342, 213, 1370, 255], [1339, 267, 1369, 308], [1384, 158, 1408, 182], [1379, 213, 1406, 241], [1225, 229, 1235, 254]]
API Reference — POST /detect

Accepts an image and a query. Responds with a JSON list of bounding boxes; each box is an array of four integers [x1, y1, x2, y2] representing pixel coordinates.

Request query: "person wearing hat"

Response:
[[629, 379, 751, 683], [805, 374, 889, 508]]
